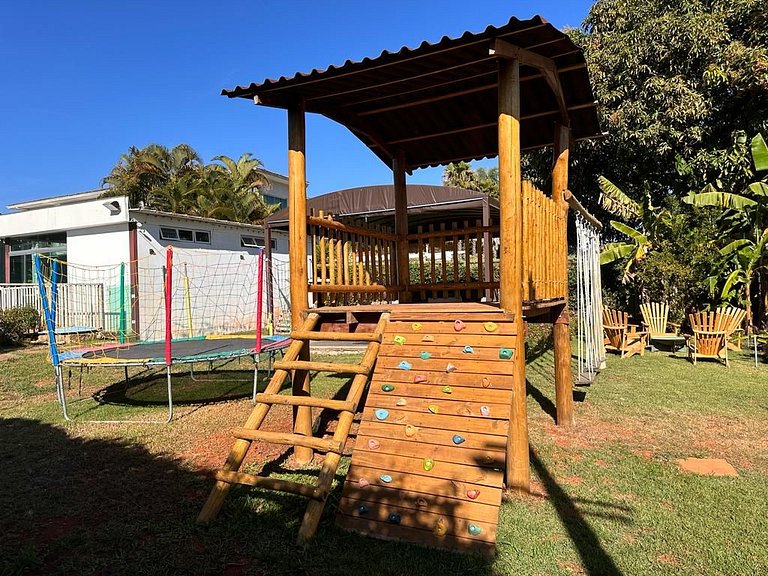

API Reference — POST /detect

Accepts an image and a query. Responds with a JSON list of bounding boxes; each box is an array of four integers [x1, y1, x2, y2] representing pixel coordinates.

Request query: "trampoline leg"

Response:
[[165, 366, 174, 423], [56, 365, 71, 421], [124, 366, 130, 392], [252, 354, 259, 404]]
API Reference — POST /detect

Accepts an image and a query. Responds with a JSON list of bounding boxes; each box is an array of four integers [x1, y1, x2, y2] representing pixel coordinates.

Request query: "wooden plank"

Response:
[[373, 368, 515, 390], [386, 320, 517, 335], [273, 360, 369, 374], [344, 466, 501, 506], [366, 381, 511, 403], [336, 514, 495, 555], [357, 421, 507, 453], [231, 429, 343, 453], [354, 433, 504, 468], [379, 343, 515, 360], [375, 356, 515, 376], [254, 394, 355, 412], [374, 332, 516, 348], [364, 395, 510, 420], [292, 330, 379, 342], [215, 471, 322, 500], [360, 407, 509, 435]]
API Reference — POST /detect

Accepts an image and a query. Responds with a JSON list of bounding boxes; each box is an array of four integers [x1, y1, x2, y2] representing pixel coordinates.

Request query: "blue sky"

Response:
[[0, 0, 593, 207]]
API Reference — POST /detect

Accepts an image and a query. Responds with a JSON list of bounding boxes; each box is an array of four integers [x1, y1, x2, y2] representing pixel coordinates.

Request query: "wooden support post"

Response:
[[393, 150, 411, 303], [288, 103, 313, 463], [552, 123, 574, 428], [498, 58, 529, 493]]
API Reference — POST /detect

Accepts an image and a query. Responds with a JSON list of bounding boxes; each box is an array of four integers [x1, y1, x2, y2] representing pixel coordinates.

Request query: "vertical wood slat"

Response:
[[475, 218, 483, 301], [417, 225, 426, 301], [452, 222, 460, 300], [429, 223, 436, 300]]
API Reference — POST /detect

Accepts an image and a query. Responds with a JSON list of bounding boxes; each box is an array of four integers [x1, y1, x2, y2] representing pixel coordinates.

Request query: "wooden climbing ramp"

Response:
[[197, 311, 390, 543], [337, 305, 516, 555]]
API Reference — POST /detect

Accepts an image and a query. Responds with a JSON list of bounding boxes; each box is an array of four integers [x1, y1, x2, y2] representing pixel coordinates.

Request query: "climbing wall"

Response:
[[336, 306, 517, 555]]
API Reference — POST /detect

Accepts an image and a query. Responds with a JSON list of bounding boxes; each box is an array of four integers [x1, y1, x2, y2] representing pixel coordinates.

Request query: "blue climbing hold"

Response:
[[452, 434, 466, 445], [379, 474, 393, 483], [468, 524, 482, 536], [397, 360, 412, 370], [375, 409, 389, 421], [357, 505, 369, 514], [388, 513, 402, 524], [499, 347, 513, 360], [463, 345, 474, 354], [420, 351, 431, 360]]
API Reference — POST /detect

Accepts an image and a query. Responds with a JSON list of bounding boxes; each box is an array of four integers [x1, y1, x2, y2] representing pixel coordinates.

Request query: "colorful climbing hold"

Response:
[[388, 513, 401, 524], [411, 322, 422, 331], [421, 334, 435, 342], [484, 321, 498, 333], [413, 374, 428, 384], [445, 363, 457, 373], [420, 351, 431, 360], [375, 409, 389, 421], [428, 404, 440, 414], [405, 425, 417, 437], [379, 474, 393, 483], [466, 489, 480, 500], [454, 319, 466, 331], [397, 360, 412, 370], [462, 345, 474, 354], [358, 477, 370, 488], [452, 434, 466, 445], [433, 518, 448, 537], [441, 386, 452, 394], [499, 347, 513, 360], [393, 335, 406, 345], [396, 398, 407, 406], [480, 405, 491, 417], [481, 377, 491, 388], [468, 524, 482, 536], [423, 457, 435, 471], [367, 439, 381, 450], [416, 498, 428, 508], [357, 504, 369, 514], [381, 383, 395, 392]]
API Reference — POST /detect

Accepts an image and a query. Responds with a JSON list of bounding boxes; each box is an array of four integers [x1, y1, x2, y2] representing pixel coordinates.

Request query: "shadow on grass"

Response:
[[530, 447, 626, 576]]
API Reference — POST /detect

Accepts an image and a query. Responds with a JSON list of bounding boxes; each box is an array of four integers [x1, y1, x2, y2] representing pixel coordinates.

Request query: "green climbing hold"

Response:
[[419, 351, 431, 360], [393, 335, 406, 345], [441, 386, 452, 394], [381, 383, 395, 392], [468, 524, 482, 536], [499, 347, 513, 360]]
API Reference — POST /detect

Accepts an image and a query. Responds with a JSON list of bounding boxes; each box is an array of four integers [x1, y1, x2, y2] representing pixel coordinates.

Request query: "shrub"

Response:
[[0, 306, 41, 346]]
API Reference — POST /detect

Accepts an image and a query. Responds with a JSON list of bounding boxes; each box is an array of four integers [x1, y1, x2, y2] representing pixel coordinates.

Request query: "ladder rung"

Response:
[[273, 360, 369, 375], [231, 428, 344, 453], [291, 330, 380, 342], [215, 470, 327, 501], [255, 394, 355, 412]]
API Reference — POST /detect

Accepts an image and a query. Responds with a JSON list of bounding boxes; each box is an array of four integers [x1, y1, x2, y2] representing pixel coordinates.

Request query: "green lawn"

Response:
[[0, 339, 766, 575]]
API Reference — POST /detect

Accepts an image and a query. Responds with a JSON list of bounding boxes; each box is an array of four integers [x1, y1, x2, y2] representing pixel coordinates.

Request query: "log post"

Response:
[[498, 58, 529, 493], [288, 103, 313, 463], [552, 122, 574, 427], [393, 150, 411, 302]]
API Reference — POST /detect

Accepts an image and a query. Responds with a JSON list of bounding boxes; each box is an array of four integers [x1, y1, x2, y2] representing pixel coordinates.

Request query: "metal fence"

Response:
[[0, 283, 106, 331]]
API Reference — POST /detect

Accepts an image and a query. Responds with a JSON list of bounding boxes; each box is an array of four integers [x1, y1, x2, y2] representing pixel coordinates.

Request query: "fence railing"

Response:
[[308, 212, 398, 305], [1, 283, 107, 331]]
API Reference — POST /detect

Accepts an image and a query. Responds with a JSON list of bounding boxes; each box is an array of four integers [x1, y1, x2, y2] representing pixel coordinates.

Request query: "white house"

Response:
[[0, 172, 291, 339]]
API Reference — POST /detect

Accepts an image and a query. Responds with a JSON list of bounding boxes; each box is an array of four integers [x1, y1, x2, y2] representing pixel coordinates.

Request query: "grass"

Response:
[[0, 337, 766, 575]]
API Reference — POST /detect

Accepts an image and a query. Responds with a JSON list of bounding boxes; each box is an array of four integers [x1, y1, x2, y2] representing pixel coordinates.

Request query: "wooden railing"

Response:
[[522, 180, 568, 301], [405, 222, 500, 301], [308, 212, 398, 305]]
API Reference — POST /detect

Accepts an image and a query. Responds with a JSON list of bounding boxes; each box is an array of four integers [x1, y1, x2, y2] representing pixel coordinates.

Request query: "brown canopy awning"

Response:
[[223, 15, 601, 172], [265, 185, 498, 231]]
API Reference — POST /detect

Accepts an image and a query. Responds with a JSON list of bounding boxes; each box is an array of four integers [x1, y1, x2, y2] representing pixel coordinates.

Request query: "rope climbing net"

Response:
[[574, 212, 606, 384]]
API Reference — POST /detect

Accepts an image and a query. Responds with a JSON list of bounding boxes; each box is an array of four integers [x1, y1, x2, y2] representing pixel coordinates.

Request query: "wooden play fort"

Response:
[[198, 15, 604, 554]]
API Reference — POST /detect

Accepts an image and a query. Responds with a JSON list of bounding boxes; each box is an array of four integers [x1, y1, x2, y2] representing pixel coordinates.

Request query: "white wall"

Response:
[[0, 196, 129, 236]]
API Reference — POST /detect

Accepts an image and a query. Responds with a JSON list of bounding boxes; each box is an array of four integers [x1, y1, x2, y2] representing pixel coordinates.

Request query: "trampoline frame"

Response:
[[34, 248, 290, 424]]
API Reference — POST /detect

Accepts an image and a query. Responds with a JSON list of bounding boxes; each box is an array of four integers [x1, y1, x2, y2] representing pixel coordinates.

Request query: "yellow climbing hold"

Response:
[[428, 404, 440, 414], [411, 322, 422, 331], [484, 321, 498, 332], [434, 517, 447, 537], [393, 335, 406, 345]]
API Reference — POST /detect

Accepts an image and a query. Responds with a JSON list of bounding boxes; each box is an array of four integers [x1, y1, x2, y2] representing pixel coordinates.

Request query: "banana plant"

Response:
[[598, 176, 666, 283]]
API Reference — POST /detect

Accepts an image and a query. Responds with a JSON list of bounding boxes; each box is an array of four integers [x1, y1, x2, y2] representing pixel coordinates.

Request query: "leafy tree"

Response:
[[442, 163, 499, 197]]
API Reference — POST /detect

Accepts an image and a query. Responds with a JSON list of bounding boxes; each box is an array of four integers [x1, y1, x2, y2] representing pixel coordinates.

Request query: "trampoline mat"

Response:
[[81, 337, 258, 362]]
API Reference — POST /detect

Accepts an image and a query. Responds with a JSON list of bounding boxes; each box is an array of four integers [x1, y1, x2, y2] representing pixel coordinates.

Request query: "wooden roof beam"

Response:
[[490, 38, 569, 126]]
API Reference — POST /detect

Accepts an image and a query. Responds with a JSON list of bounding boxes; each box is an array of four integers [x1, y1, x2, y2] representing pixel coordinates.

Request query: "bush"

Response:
[[0, 306, 41, 347]]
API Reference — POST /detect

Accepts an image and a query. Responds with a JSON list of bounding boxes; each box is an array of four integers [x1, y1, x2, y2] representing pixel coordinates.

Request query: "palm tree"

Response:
[[208, 153, 279, 222], [713, 231, 768, 327], [442, 162, 478, 190]]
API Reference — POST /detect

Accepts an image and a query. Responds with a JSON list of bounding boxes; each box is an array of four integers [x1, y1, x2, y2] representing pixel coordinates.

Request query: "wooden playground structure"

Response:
[[198, 16, 603, 553]]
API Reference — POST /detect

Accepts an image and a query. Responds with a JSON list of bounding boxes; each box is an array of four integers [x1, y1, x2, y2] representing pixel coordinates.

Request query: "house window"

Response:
[[195, 231, 210, 244], [263, 194, 288, 209], [160, 228, 178, 240], [241, 235, 264, 248], [178, 229, 194, 242]]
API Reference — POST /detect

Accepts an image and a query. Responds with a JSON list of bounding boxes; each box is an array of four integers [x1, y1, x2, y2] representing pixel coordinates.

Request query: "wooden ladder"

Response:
[[197, 311, 390, 543]]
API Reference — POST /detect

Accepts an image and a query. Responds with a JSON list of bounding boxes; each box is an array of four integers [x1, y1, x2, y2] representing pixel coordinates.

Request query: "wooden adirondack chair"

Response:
[[687, 311, 729, 367], [640, 302, 680, 339], [716, 305, 747, 351], [603, 307, 648, 359]]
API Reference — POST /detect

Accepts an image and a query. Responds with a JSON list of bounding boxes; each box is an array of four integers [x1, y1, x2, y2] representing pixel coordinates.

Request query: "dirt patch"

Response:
[[677, 457, 738, 477], [657, 553, 681, 566]]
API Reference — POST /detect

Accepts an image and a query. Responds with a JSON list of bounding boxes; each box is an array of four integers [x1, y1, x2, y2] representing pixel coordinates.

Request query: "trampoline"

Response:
[[33, 247, 292, 423]]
